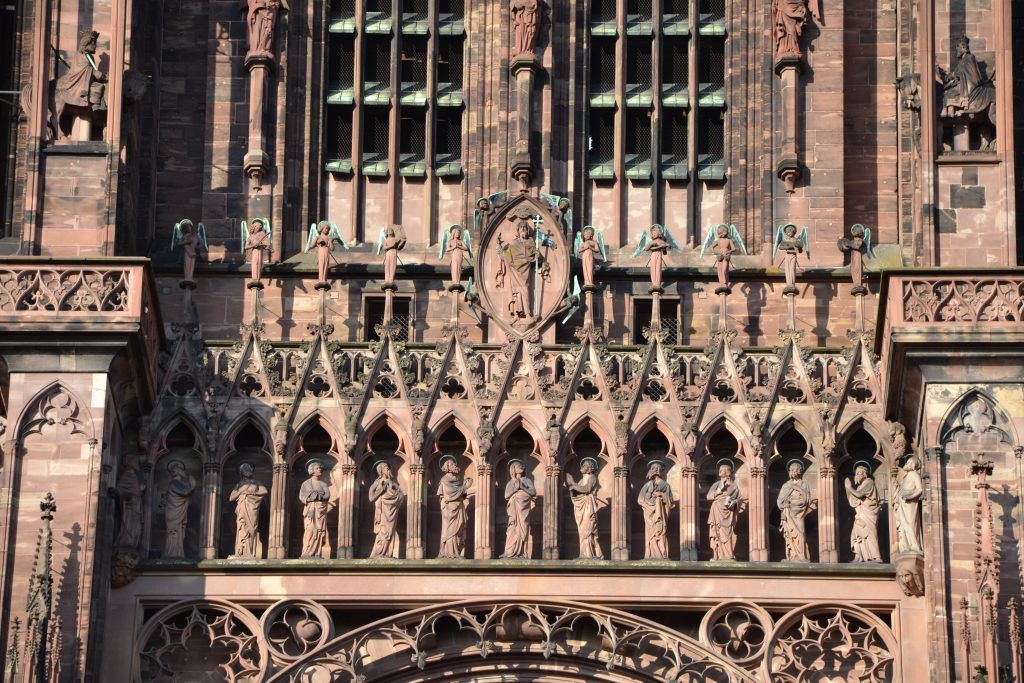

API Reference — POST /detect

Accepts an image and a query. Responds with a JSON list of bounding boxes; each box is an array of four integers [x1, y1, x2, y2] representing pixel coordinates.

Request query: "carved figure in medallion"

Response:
[[115, 457, 144, 547], [772, 223, 810, 294], [893, 456, 923, 554], [632, 224, 679, 290], [171, 220, 208, 283], [707, 459, 740, 561], [573, 226, 607, 288], [700, 223, 748, 291], [496, 206, 553, 326], [566, 458, 603, 559], [501, 460, 536, 559], [242, 218, 273, 281], [938, 35, 996, 149], [368, 461, 405, 559], [439, 224, 473, 286], [836, 224, 874, 292], [637, 461, 673, 559], [771, 0, 819, 60], [305, 221, 346, 283], [510, 0, 539, 57], [777, 460, 814, 562], [162, 459, 196, 558], [376, 225, 407, 284], [229, 462, 268, 558], [845, 463, 882, 562], [299, 460, 332, 558], [437, 456, 473, 559], [242, 0, 289, 58]]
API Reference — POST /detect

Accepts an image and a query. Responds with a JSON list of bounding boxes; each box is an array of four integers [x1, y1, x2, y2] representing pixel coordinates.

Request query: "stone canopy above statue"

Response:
[[474, 194, 572, 337]]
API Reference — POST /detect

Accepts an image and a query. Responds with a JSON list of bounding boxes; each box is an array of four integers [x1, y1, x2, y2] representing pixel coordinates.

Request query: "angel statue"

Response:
[[574, 226, 606, 288], [632, 224, 680, 291], [560, 276, 584, 324], [836, 223, 875, 292], [171, 219, 208, 283], [439, 224, 473, 286], [700, 223, 747, 292], [305, 221, 347, 283], [241, 218, 273, 282], [376, 224, 407, 284], [772, 223, 809, 294], [464, 277, 483, 323]]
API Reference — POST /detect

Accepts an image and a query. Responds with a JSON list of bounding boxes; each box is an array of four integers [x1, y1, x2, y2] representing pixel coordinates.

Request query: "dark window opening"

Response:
[[588, 111, 615, 164], [627, 0, 652, 18], [626, 39, 653, 88], [365, 37, 392, 85], [662, 108, 688, 159], [400, 112, 426, 156], [662, 38, 689, 83], [366, 0, 389, 13], [438, 39, 463, 87], [436, 110, 462, 157], [590, 40, 616, 91], [439, 0, 464, 15], [663, 0, 688, 21], [327, 108, 353, 162], [699, 0, 725, 22], [403, 0, 427, 14], [400, 40, 428, 84], [625, 110, 651, 157], [592, 0, 616, 23], [365, 297, 412, 342], [363, 110, 389, 156], [698, 111, 724, 165], [699, 39, 725, 89], [632, 299, 680, 344], [328, 38, 355, 90]]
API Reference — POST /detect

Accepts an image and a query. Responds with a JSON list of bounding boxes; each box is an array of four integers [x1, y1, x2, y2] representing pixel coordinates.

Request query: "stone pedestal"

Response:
[[244, 55, 274, 190], [510, 56, 540, 188], [775, 56, 804, 193]]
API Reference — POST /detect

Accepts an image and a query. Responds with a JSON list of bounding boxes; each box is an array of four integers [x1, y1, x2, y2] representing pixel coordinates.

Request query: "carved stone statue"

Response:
[[707, 460, 740, 561], [115, 458, 144, 547], [162, 459, 196, 558], [633, 224, 678, 291], [772, 224, 809, 295], [368, 461, 405, 559], [229, 463, 268, 558], [171, 220, 208, 283], [496, 206, 551, 326], [566, 458, 603, 559], [510, 0, 539, 58], [241, 0, 288, 59], [574, 226, 606, 288], [845, 463, 882, 562], [501, 460, 536, 559], [54, 29, 108, 139], [637, 461, 673, 559], [893, 456, 923, 554], [242, 218, 273, 281], [938, 35, 996, 150], [771, 0, 819, 60], [836, 224, 874, 293], [377, 225, 407, 284], [305, 221, 345, 283], [711, 225, 737, 289], [437, 456, 473, 559], [777, 460, 814, 562], [299, 460, 332, 558], [439, 224, 473, 287]]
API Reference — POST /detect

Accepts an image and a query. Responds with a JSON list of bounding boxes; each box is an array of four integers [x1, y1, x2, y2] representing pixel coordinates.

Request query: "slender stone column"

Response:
[[474, 464, 494, 559], [775, 57, 803, 193], [336, 462, 357, 559], [406, 463, 425, 559], [612, 466, 629, 560], [543, 465, 561, 559], [680, 464, 698, 560], [199, 462, 221, 559], [268, 463, 288, 559], [243, 56, 272, 191], [509, 56, 540, 188], [748, 459, 768, 562], [140, 462, 154, 554], [817, 464, 838, 563]]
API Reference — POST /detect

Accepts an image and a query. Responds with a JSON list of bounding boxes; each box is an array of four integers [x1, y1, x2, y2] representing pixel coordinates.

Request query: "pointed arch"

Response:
[[937, 386, 1017, 447], [15, 380, 95, 442], [494, 412, 548, 465], [289, 409, 344, 464], [358, 409, 413, 463], [696, 412, 749, 466], [630, 415, 681, 467], [564, 412, 614, 463], [218, 410, 274, 464], [765, 413, 814, 464], [148, 411, 206, 464], [837, 415, 885, 465], [428, 411, 481, 462]]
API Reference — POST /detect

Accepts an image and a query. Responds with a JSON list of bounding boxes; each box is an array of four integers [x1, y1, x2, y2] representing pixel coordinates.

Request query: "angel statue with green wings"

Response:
[[574, 226, 606, 287], [633, 224, 680, 290], [836, 223, 875, 293], [376, 224, 407, 284], [772, 223, 810, 294], [439, 224, 473, 286], [241, 218, 273, 282], [700, 223, 747, 292], [171, 219, 208, 283], [305, 221, 347, 283]]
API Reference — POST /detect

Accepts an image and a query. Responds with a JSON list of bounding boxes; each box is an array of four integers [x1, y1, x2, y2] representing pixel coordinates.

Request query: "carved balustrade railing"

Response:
[[891, 274, 1024, 324]]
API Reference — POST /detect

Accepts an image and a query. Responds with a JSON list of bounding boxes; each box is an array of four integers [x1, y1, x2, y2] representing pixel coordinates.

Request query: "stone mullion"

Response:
[[407, 463, 425, 558], [612, 466, 629, 560], [685, 0, 699, 241], [199, 462, 221, 559], [351, 0, 366, 241], [817, 463, 838, 563], [336, 462, 358, 558], [543, 465, 561, 559], [680, 464, 698, 560], [612, 0, 626, 244], [474, 463, 493, 559], [268, 463, 288, 559], [140, 462, 155, 554], [923, 445, 951, 680], [748, 460, 768, 561], [387, 0, 401, 222]]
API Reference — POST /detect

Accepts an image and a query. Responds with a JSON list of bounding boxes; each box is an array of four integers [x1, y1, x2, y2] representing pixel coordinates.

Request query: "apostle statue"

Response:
[[893, 456, 924, 554], [510, 0, 539, 58], [500, 459, 536, 559], [573, 226, 607, 288], [439, 224, 473, 287], [836, 224, 874, 292], [241, 0, 288, 59], [844, 463, 882, 562], [162, 459, 196, 558], [228, 463, 268, 558], [771, 0, 819, 60], [637, 461, 673, 559], [632, 224, 679, 291], [171, 220, 208, 283], [707, 459, 741, 561], [772, 223, 810, 295], [376, 225, 407, 284], [777, 460, 815, 562], [437, 456, 473, 559], [566, 458, 603, 559], [242, 218, 273, 282], [299, 460, 332, 558], [368, 461, 405, 559], [115, 457, 144, 548]]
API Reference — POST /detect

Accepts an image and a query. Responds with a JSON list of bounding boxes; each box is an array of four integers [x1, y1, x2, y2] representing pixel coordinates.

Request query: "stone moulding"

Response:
[[901, 277, 1024, 322]]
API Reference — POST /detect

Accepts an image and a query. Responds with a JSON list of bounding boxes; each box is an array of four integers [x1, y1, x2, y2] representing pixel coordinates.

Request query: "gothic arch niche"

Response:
[[426, 425, 476, 559], [357, 424, 409, 558], [698, 426, 749, 561], [629, 427, 680, 560], [767, 424, 817, 563], [149, 422, 203, 560], [219, 422, 273, 559], [939, 387, 1016, 453], [563, 425, 612, 560], [495, 426, 543, 559], [288, 423, 339, 558], [836, 427, 887, 564]]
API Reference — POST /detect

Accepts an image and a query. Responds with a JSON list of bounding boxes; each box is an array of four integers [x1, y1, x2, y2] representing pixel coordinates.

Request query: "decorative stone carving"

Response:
[[707, 459, 741, 561], [376, 225, 407, 284], [700, 224, 748, 292], [115, 456, 144, 547], [566, 458, 603, 559], [299, 460, 332, 558], [510, 0, 539, 58], [772, 224, 810, 295], [941, 392, 1012, 446], [771, 0, 819, 61], [368, 461, 405, 559], [437, 456, 473, 559], [498, 206, 551, 325], [938, 35, 996, 151], [242, 0, 288, 60], [500, 459, 536, 558], [637, 461, 672, 559], [52, 29, 108, 140], [836, 224, 874, 293], [777, 460, 814, 562], [439, 224, 473, 287], [0, 267, 132, 313], [229, 462, 268, 559], [632, 224, 679, 291], [700, 601, 773, 665], [162, 460, 196, 558], [894, 552, 925, 597], [110, 549, 139, 589], [573, 226, 606, 288], [242, 218, 273, 282], [304, 221, 345, 284], [171, 220, 208, 283], [893, 456, 923, 554], [259, 599, 334, 665], [844, 462, 882, 562], [902, 277, 1024, 322]]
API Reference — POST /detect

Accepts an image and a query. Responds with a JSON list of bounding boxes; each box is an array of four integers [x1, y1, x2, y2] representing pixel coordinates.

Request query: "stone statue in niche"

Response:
[[893, 456, 923, 554], [496, 207, 553, 327], [368, 461, 405, 559], [938, 35, 996, 151], [500, 459, 536, 559], [299, 460, 332, 558], [171, 220, 208, 283], [771, 0, 819, 60], [844, 462, 882, 562], [229, 462, 268, 559], [115, 457, 144, 548], [566, 458, 603, 559], [772, 224, 810, 295], [241, 0, 289, 59], [436, 456, 473, 559], [707, 459, 741, 561], [376, 225, 408, 284], [777, 460, 815, 562], [162, 459, 196, 558], [439, 224, 473, 287], [836, 224, 874, 293], [241, 218, 273, 281], [53, 29, 108, 140], [632, 224, 680, 291], [510, 0, 539, 58], [573, 226, 606, 288], [637, 461, 673, 559], [304, 221, 346, 284]]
